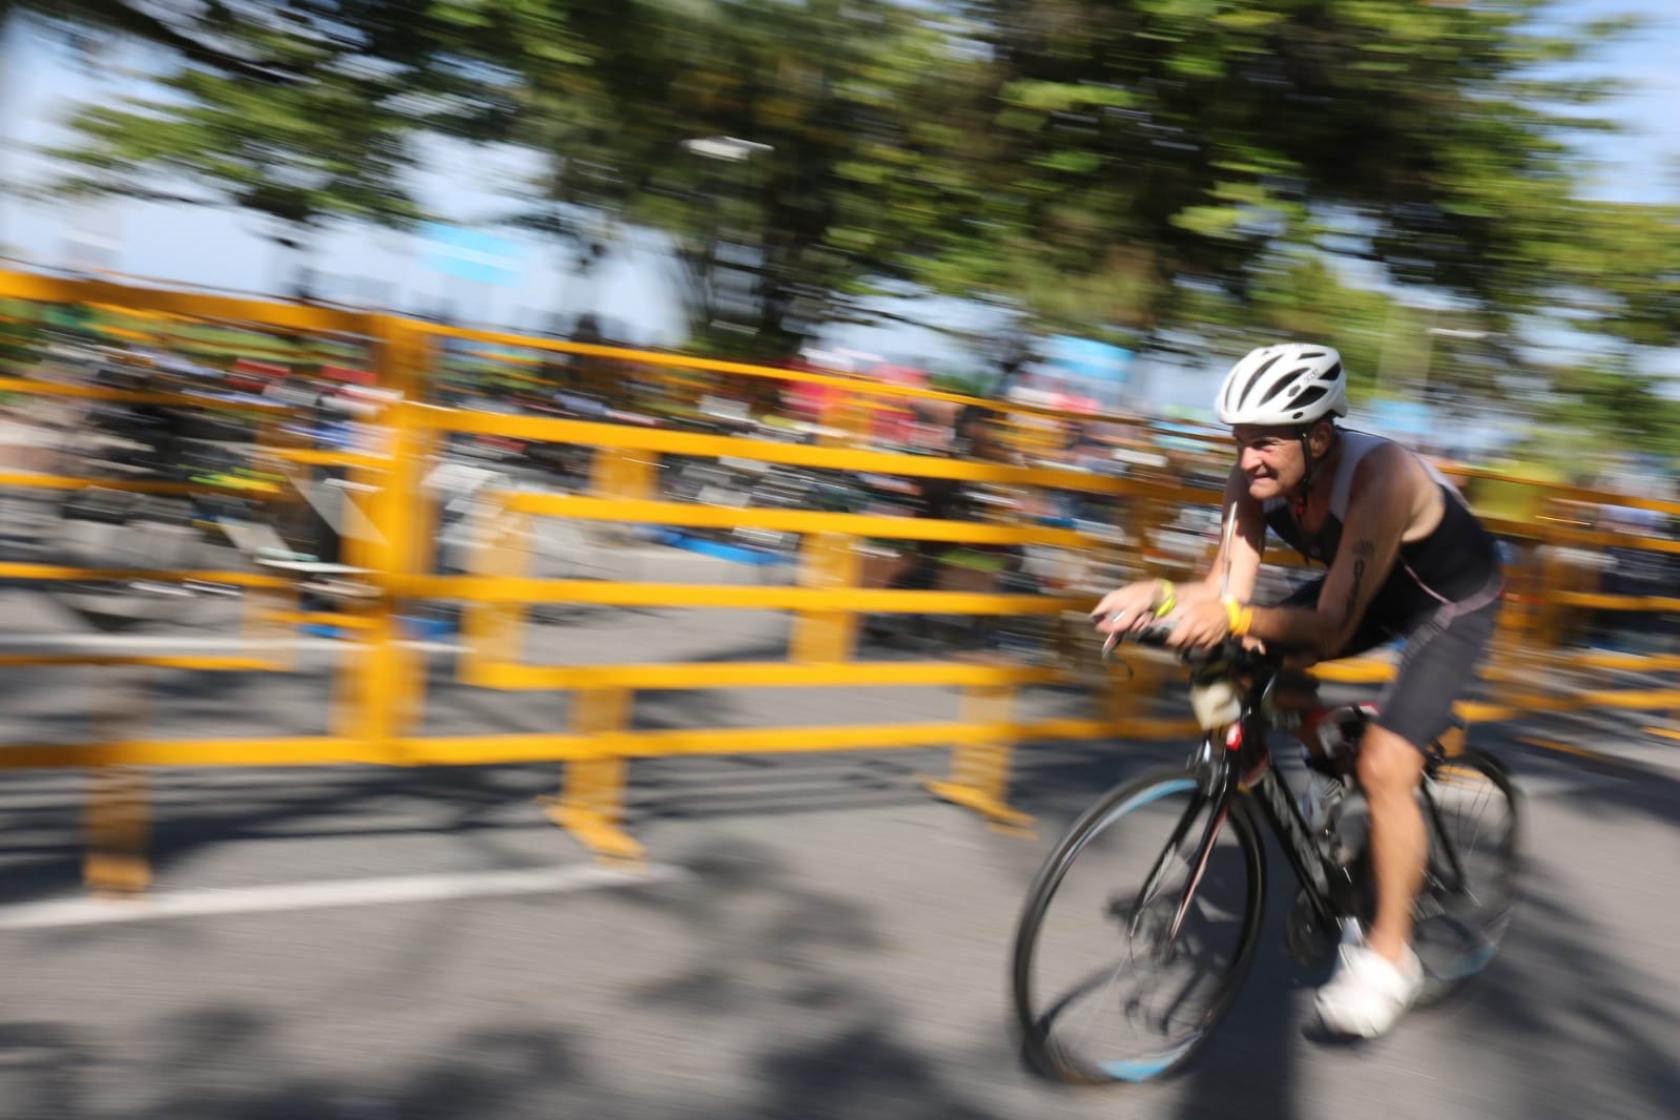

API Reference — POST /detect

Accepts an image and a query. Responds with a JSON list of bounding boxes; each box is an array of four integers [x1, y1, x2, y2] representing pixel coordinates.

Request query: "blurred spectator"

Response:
[[1596, 502, 1674, 652], [864, 405, 1029, 650]]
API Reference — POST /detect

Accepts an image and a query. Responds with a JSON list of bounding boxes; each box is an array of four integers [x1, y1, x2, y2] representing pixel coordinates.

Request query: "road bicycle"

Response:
[[1010, 629, 1521, 1083]]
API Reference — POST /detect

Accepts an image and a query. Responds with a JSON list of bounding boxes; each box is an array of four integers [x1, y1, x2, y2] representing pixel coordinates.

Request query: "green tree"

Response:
[[425, 0, 970, 357], [1, 1, 446, 81], [443, 0, 1679, 371], [1546, 357, 1680, 462], [927, 0, 1676, 347], [40, 20, 426, 296], [31, 0, 1679, 389], [1, 1, 293, 78]]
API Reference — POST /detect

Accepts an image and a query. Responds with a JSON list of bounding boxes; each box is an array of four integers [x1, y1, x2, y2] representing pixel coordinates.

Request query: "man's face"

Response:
[[1232, 424, 1307, 500]]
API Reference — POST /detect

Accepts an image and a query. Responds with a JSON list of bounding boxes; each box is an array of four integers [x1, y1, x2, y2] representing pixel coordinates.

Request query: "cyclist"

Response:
[[1094, 343, 1503, 1039]]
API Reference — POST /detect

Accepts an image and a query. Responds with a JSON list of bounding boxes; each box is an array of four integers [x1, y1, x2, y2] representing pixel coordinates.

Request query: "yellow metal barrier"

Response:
[[433, 406, 1218, 499], [0, 472, 278, 497], [498, 494, 1098, 548], [1, 264, 1677, 881], [0, 270, 366, 335], [0, 375, 292, 412], [430, 387, 1142, 853]]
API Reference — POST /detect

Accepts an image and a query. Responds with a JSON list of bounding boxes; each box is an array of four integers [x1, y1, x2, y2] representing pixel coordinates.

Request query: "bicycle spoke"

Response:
[[1013, 769, 1262, 1083], [1068, 954, 1135, 1063], [1409, 751, 1519, 1001]]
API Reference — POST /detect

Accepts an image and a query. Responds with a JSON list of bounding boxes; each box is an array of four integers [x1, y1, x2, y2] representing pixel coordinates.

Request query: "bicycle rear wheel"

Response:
[[1011, 767, 1265, 1084], [1414, 747, 1521, 1002]]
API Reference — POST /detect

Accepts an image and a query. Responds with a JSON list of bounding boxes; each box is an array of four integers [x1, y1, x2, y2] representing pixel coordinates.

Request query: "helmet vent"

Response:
[[1257, 374, 1299, 407], [1236, 353, 1285, 409]]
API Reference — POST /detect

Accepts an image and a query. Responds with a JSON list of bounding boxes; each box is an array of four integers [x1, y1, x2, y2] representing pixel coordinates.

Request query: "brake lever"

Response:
[[1099, 631, 1137, 680]]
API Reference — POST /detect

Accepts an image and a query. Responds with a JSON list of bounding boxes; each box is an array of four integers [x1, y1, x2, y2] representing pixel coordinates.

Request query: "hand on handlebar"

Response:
[[1164, 598, 1234, 651], [1090, 580, 1217, 639], [1163, 602, 1269, 658], [1095, 580, 1269, 662], [1100, 610, 1268, 663], [1091, 580, 1169, 636]]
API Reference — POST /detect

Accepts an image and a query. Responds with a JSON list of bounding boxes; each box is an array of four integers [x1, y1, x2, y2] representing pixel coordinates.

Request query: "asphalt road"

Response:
[[0, 589, 1676, 1119]]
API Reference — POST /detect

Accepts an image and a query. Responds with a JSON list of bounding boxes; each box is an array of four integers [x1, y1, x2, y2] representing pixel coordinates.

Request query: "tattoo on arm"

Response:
[[1343, 539, 1375, 624]]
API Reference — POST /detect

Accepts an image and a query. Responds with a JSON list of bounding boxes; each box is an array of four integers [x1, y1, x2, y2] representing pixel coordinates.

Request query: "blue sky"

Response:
[[1536, 0, 1680, 203], [0, 20, 689, 341], [1, 1, 1676, 394]]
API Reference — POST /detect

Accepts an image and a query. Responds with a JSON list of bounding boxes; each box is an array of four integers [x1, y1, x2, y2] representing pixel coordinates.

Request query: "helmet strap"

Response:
[[1291, 423, 1331, 521]]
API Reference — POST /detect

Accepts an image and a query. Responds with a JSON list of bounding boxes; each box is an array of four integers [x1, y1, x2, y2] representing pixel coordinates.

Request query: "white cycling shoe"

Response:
[[1315, 940, 1424, 1039]]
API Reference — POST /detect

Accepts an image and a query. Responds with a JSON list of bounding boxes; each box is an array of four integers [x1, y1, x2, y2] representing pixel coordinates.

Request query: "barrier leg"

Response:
[[541, 688, 644, 863], [1483, 542, 1537, 704], [86, 769, 150, 895], [790, 532, 861, 662], [591, 446, 656, 502], [244, 582, 299, 672], [336, 394, 432, 747], [584, 446, 659, 551], [84, 667, 151, 894], [1104, 652, 1168, 722], [328, 323, 435, 749], [459, 506, 529, 684], [925, 682, 1032, 832], [818, 389, 871, 446]]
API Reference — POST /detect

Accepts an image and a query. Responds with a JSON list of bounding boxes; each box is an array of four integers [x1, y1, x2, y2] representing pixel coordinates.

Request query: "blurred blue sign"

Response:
[[1365, 399, 1435, 438], [421, 223, 524, 287], [1044, 335, 1133, 385], [1038, 334, 1133, 409]]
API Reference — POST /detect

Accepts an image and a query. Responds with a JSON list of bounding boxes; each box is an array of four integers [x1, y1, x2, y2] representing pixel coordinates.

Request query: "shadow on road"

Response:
[[0, 836, 1025, 1120], [1436, 858, 1680, 1118], [0, 1013, 594, 1119]]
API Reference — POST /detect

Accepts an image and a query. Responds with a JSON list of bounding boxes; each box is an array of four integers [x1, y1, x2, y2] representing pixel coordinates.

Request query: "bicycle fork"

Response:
[[1129, 738, 1233, 954]]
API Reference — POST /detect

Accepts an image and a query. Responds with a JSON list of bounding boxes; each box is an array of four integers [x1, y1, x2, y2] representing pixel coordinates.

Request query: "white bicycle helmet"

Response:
[[1215, 343, 1348, 427]]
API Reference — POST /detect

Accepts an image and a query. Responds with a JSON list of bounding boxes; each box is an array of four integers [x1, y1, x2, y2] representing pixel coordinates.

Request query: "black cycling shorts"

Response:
[[1280, 578, 1502, 751]]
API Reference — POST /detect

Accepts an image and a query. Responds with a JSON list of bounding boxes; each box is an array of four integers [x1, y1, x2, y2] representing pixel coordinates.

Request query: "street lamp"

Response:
[[678, 137, 773, 338], [1420, 324, 1498, 400], [680, 136, 773, 162]]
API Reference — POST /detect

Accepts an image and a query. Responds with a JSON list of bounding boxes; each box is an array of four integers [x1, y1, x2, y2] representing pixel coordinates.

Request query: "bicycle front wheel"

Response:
[[1011, 766, 1265, 1084]]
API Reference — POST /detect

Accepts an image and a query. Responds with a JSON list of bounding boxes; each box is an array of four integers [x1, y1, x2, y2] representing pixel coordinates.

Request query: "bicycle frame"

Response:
[[1231, 720, 1362, 927], [1156, 666, 1365, 945]]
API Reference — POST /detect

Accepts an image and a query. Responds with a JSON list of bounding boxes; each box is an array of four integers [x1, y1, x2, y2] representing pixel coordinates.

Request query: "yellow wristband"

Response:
[[1224, 597, 1254, 637], [1153, 579, 1177, 618]]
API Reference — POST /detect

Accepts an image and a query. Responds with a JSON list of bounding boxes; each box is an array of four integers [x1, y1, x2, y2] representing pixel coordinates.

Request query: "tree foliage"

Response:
[[23, 0, 1680, 388], [930, 1, 1678, 342], [1, 0, 295, 79], [420, 0, 969, 355], [38, 11, 429, 294]]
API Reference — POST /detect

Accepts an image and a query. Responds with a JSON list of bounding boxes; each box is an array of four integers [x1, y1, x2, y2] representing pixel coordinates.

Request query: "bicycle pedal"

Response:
[[1284, 889, 1337, 970]]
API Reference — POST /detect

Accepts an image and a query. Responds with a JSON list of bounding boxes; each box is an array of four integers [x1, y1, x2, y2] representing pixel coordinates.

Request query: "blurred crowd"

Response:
[[2, 297, 1676, 664]]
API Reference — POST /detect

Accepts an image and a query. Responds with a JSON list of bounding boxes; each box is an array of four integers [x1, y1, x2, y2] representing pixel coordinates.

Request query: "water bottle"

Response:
[[1327, 790, 1370, 867], [1300, 704, 1376, 862], [1301, 768, 1348, 835], [1297, 704, 1367, 834]]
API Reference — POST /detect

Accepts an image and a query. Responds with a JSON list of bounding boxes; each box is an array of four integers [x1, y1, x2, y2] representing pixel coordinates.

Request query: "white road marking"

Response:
[[0, 863, 690, 930], [0, 635, 460, 655]]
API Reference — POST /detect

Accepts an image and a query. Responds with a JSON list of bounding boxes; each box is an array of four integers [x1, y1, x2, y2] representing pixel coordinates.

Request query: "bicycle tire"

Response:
[[1413, 747, 1521, 1003], [1011, 766, 1266, 1084]]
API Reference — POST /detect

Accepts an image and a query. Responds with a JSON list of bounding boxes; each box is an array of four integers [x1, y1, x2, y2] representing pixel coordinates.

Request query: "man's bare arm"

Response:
[[1185, 466, 1266, 605], [1244, 450, 1412, 660]]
